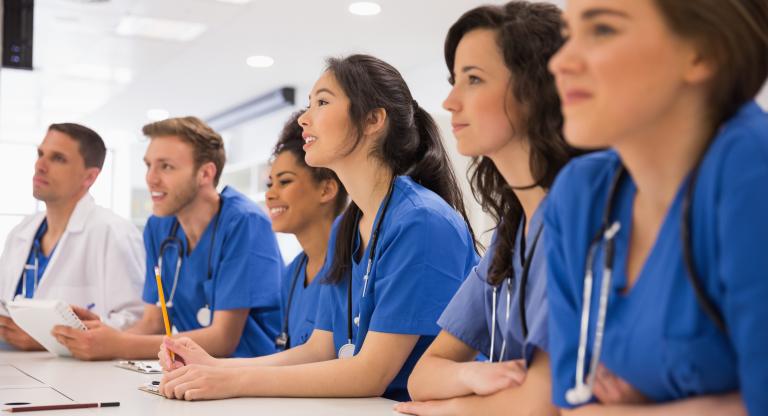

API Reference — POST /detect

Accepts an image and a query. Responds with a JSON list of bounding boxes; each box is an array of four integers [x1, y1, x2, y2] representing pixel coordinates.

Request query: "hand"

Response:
[[159, 337, 218, 371], [160, 364, 242, 400], [592, 364, 649, 405], [0, 316, 44, 351], [70, 305, 100, 321], [394, 398, 458, 415], [51, 320, 122, 360], [458, 360, 526, 396]]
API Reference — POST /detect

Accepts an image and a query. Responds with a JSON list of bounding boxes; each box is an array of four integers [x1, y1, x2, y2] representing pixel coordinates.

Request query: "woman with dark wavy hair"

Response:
[[156, 54, 479, 402], [398, 2, 576, 415]]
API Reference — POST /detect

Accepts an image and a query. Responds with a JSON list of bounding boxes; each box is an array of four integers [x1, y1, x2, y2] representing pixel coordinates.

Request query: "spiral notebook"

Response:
[[7, 298, 87, 356]]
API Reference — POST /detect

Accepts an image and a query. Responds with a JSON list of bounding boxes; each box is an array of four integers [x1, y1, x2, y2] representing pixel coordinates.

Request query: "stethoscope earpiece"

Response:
[[565, 384, 593, 405]]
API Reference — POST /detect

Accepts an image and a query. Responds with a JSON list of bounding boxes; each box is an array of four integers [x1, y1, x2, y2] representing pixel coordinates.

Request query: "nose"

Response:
[[442, 83, 461, 114], [297, 109, 310, 127], [145, 165, 159, 187], [265, 182, 278, 201], [34, 156, 47, 174], [548, 36, 582, 78]]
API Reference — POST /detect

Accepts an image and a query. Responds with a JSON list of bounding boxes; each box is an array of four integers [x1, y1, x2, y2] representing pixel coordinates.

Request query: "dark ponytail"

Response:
[[324, 54, 477, 284], [446, 2, 577, 286]]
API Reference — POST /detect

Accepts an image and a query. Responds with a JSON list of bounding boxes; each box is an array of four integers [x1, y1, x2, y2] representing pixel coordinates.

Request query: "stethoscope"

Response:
[[20, 220, 49, 298], [340, 177, 397, 359], [566, 161, 724, 405], [488, 221, 543, 363], [157, 197, 223, 328], [275, 253, 307, 350]]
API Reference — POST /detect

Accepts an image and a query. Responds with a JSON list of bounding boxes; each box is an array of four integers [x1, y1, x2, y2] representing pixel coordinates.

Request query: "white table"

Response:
[[0, 350, 399, 415]]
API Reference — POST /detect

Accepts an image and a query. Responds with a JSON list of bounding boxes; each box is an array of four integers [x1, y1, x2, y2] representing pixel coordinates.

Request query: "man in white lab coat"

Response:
[[0, 123, 144, 350]]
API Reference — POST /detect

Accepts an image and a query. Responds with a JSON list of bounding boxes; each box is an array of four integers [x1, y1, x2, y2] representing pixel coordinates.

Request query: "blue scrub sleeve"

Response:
[[545, 164, 590, 409], [718, 141, 768, 415], [314, 283, 335, 332], [437, 250, 493, 355], [213, 214, 282, 311], [522, 237, 550, 365], [369, 211, 470, 335], [141, 220, 160, 304]]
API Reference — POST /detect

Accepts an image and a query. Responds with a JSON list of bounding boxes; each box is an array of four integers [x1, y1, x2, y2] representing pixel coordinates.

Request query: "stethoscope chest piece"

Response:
[[338, 343, 355, 359], [196, 306, 212, 327]]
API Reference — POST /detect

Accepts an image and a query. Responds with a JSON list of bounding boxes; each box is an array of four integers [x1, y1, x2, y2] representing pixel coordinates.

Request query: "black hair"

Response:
[[324, 54, 477, 284]]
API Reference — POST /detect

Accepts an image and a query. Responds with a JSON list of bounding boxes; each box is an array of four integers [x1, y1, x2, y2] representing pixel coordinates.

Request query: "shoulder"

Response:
[[704, 101, 768, 183], [387, 176, 469, 237], [221, 186, 270, 223], [84, 205, 140, 237], [548, 150, 619, 217]]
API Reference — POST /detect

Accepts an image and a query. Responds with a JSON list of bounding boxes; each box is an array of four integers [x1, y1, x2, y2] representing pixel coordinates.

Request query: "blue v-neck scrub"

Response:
[[438, 205, 549, 365], [314, 176, 478, 401], [280, 252, 327, 348], [142, 186, 283, 358], [545, 102, 768, 414]]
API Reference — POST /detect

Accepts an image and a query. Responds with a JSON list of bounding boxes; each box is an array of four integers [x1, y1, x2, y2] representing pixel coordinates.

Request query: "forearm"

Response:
[[223, 341, 334, 368], [236, 357, 391, 398], [563, 393, 745, 416], [408, 355, 474, 401]]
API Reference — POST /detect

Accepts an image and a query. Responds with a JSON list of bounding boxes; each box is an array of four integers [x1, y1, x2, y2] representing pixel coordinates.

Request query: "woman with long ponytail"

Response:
[[156, 54, 478, 402]]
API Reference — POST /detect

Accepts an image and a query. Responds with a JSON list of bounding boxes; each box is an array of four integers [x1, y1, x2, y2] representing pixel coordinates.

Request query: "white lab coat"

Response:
[[0, 194, 144, 329]]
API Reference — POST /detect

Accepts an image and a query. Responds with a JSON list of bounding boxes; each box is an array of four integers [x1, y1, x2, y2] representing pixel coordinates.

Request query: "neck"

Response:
[[615, 95, 712, 217], [176, 187, 221, 252], [44, 190, 87, 237], [294, 217, 333, 284], [489, 140, 546, 234], [332, 152, 393, 223]]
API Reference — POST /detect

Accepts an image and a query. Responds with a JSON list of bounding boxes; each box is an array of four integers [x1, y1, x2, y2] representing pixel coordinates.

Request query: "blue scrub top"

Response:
[[281, 252, 326, 348], [545, 102, 768, 414], [142, 186, 283, 358], [315, 176, 478, 401], [15, 219, 55, 298], [438, 205, 548, 365]]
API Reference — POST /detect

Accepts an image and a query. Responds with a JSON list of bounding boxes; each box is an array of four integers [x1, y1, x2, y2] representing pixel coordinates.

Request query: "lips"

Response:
[[32, 176, 48, 186], [150, 191, 167, 203], [561, 89, 593, 106], [268, 206, 288, 220], [451, 123, 469, 133]]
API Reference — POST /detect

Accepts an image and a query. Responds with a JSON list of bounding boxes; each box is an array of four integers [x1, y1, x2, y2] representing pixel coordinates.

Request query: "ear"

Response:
[[82, 167, 101, 189], [198, 161, 218, 187], [682, 47, 716, 85], [318, 178, 339, 204], [362, 108, 388, 138]]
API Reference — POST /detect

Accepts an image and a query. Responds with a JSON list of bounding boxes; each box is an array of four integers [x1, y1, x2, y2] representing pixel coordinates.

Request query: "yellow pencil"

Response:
[[155, 266, 175, 361]]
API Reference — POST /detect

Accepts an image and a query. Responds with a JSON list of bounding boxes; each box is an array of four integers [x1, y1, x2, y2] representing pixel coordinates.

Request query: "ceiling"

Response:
[[0, 0, 515, 148], [1, 0, 765, 151]]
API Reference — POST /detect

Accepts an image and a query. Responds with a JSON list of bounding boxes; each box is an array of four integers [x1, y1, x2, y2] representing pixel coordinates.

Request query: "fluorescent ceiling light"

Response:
[[349, 2, 381, 16], [147, 108, 170, 121], [246, 55, 274, 68], [207, 87, 294, 131], [116, 16, 206, 42]]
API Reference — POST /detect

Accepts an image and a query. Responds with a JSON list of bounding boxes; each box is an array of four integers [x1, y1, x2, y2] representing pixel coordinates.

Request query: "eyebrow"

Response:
[[460, 66, 485, 74], [582, 8, 630, 20], [275, 171, 297, 178], [308, 88, 336, 99]]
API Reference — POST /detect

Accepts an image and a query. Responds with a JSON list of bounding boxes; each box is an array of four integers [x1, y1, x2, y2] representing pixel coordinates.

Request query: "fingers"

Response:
[[0, 316, 12, 327], [83, 320, 102, 330], [70, 305, 100, 321], [393, 401, 426, 415]]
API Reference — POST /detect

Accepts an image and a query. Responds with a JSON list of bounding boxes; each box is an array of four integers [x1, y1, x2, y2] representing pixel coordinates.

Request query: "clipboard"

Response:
[[115, 360, 163, 374]]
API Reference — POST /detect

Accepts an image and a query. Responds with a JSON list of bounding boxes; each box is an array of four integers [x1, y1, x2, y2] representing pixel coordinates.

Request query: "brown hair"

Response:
[[142, 116, 226, 186], [445, 2, 578, 286], [272, 110, 348, 216], [48, 123, 106, 169], [654, 0, 768, 128]]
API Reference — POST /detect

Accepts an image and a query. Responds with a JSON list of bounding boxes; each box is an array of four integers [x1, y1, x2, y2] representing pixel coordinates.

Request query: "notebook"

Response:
[[6, 298, 87, 356]]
